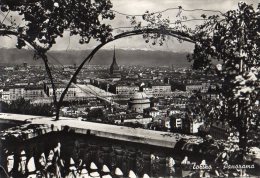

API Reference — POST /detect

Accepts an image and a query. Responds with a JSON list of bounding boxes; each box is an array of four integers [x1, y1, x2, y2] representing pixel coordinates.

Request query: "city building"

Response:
[[1, 88, 10, 102], [185, 83, 203, 92], [167, 106, 184, 116], [150, 82, 172, 97], [0, 85, 46, 102], [112, 84, 139, 95], [143, 107, 160, 118], [142, 87, 154, 98], [170, 115, 183, 129], [44, 83, 77, 100], [24, 86, 45, 100], [182, 115, 204, 134]]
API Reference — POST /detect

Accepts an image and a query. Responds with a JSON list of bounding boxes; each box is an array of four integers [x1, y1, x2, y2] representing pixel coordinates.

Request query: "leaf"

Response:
[[201, 14, 207, 19]]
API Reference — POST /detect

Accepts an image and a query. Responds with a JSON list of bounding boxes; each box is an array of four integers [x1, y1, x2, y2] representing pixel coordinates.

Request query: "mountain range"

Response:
[[0, 48, 192, 67]]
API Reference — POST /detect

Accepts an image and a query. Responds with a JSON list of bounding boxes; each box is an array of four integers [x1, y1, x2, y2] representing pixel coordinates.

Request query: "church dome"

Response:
[[129, 92, 150, 113], [131, 92, 148, 100]]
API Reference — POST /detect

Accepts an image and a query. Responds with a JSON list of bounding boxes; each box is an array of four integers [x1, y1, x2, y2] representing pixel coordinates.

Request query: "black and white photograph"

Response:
[[0, 0, 259, 177]]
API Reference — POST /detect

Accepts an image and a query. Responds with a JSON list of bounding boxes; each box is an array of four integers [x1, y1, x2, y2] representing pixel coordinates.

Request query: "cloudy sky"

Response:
[[0, 0, 258, 52]]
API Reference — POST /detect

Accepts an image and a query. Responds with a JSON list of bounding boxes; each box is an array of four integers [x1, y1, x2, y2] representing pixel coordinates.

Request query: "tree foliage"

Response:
[[125, 2, 260, 160], [190, 2, 260, 151], [0, 0, 114, 50], [126, 8, 193, 46], [87, 108, 104, 120], [1, 98, 53, 116]]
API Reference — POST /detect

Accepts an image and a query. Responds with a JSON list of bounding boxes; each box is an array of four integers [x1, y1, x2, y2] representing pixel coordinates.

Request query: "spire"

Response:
[[110, 45, 120, 75], [113, 45, 115, 56], [113, 45, 117, 65]]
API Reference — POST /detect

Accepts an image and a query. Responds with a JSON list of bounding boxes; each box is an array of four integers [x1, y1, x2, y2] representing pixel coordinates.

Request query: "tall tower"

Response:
[[110, 46, 120, 76]]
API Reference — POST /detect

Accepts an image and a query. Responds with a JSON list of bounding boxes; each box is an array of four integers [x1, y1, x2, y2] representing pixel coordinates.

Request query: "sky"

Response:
[[0, 0, 258, 52]]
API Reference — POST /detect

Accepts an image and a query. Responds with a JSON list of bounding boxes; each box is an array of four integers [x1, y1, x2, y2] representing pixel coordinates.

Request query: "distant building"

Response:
[[164, 117, 172, 130], [141, 82, 172, 97], [44, 83, 77, 100], [175, 118, 182, 128], [7, 86, 25, 101], [170, 115, 183, 129], [4, 67, 14, 71], [1, 88, 10, 102], [182, 115, 204, 134], [143, 107, 160, 118], [112, 84, 139, 95], [24, 86, 45, 99], [167, 106, 183, 116], [150, 82, 171, 97], [171, 96, 188, 108], [142, 87, 153, 98], [129, 92, 150, 113], [185, 83, 203, 92], [170, 79, 204, 92], [109, 46, 121, 79], [200, 92, 220, 100], [0, 85, 46, 102]]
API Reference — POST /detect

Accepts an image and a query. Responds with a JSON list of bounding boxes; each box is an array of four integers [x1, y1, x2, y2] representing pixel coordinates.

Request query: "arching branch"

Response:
[[58, 28, 196, 119]]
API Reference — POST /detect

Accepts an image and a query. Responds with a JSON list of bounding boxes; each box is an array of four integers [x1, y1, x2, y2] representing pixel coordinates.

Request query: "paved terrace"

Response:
[[0, 113, 201, 148]]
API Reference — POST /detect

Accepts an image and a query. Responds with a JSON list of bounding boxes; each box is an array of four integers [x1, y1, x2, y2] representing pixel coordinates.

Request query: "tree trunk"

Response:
[[55, 104, 61, 121], [239, 129, 247, 158], [238, 104, 248, 164], [41, 54, 59, 120]]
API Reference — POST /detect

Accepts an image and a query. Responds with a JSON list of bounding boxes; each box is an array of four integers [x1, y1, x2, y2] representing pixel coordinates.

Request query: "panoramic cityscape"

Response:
[[0, 0, 259, 178], [0, 47, 259, 177]]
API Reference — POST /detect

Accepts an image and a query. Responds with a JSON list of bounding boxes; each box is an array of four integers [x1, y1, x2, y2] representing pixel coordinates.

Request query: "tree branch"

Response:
[[41, 54, 58, 106], [58, 28, 196, 118]]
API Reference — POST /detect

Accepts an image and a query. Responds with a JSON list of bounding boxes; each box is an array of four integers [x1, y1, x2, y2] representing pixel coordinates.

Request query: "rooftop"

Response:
[[131, 92, 148, 100]]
